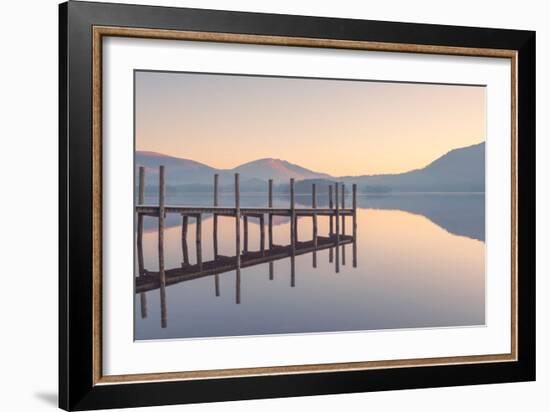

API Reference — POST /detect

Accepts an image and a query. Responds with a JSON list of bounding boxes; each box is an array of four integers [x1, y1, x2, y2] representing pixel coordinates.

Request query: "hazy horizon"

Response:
[[136, 140, 485, 178], [135, 71, 486, 176]]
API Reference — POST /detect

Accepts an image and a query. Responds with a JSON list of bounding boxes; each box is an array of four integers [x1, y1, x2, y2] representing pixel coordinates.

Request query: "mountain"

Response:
[[232, 158, 331, 182], [136, 142, 485, 192], [136, 151, 217, 185], [136, 152, 331, 186], [343, 142, 485, 192]]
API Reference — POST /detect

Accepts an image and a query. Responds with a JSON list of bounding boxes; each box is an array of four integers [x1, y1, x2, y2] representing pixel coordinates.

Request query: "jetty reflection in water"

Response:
[[134, 176, 484, 340]]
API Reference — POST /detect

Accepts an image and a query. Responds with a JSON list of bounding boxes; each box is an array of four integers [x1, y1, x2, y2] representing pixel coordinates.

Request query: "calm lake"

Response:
[[134, 192, 485, 340]]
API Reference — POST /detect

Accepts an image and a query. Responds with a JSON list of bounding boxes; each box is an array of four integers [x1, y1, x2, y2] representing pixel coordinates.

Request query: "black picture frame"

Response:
[[59, 1, 536, 410]]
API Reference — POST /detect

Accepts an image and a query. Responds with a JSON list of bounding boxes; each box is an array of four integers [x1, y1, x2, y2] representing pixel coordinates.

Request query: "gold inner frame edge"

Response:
[[91, 26, 518, 386]]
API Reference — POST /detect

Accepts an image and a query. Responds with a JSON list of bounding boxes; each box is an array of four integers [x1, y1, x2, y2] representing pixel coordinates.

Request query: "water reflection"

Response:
[[137, 227, 355, 294], [136, 195, 485, 340], [136, 204, 357, 330], [141, 192, 484, 241]]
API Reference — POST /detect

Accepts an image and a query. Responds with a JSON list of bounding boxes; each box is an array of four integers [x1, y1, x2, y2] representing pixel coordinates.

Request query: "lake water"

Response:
[[134, 192, 485, 340]]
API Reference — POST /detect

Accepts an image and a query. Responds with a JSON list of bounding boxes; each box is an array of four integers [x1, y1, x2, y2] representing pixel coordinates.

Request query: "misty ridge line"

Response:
[[137, 141, 482, 179], [136, 152, 330, 177], [136, 141, 485, 194]]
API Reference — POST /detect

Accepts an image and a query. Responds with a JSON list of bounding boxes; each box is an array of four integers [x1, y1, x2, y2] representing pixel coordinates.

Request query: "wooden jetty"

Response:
[[135, 166, 358, 327]]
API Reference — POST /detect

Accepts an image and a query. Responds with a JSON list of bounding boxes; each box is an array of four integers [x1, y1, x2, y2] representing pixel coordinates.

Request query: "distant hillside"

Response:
[[342, 142, 485, 192], [136, 152, 217, 185], [136, 153, 330, 186], [233, 158, 330, 182], [137, 142, 485, 192]]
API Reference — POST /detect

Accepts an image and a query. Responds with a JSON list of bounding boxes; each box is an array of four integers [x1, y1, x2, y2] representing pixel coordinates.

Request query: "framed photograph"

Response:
[[59, 1, 536, 410]]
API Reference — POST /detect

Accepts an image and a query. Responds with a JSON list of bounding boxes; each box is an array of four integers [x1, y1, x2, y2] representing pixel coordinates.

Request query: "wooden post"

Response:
[[290, 178, 295, 245], [291, 253, 296, 288], [341, 183, 346, 235], [335, 182, 340, 273], [342, 240, 346, 266], [268, 179, 273, 248], [353, 183, 357, 268], [312, 183, 317, 268], [260, 214, 265, 254], [312, 183, 317, 208], [137, 167, 144, 201], [215, 274, 220, 297], [181, 215, 189, 266], [328, 183, 334, 264], [196, 214, 202, 270], [335, 182, 339, 240], [290, 178, 296, 286], [235, 173, 241, 304], [137, 167, 145, 276], [213, 174, 219, 258], [137, 167, 147, 318], [158, 165, 167, 327], [329, 184, 333, 237], [140, 298, 148, 320], [236, 269, 241, 304], [243, 216, 249, 253], [341, 183, 346, 267], [213, 173, 219, 205], [269, 179, 273, 208], [160, 285, 167, 329], [235, 173, 241, 260], [269, 262, 274, 280]]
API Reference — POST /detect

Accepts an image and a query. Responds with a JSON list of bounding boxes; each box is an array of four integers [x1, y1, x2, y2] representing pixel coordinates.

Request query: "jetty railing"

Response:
[[135, 166, 358, 328]]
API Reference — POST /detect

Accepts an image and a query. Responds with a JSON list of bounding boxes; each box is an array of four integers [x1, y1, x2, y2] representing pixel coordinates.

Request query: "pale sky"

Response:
[[135, 71, 485, 176]]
